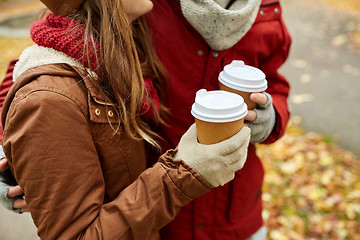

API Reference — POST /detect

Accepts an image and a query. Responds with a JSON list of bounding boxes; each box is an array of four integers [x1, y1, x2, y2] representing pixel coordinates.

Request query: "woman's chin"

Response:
[[129, 1, 154, 22]]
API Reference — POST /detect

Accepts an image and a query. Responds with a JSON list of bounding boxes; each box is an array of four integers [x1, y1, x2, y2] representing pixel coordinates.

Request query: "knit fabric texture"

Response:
[[30, 13, 160, 120], [180, 0, 261, 51], [31, 14, 100, 72]]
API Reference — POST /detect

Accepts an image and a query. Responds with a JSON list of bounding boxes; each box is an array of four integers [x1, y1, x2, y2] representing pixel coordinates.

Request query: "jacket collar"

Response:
[[12, 44, 111, 106]]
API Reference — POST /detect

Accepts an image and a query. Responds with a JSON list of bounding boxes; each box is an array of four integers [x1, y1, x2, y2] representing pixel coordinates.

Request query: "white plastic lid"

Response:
[[191, 89, 248, 123], [219, 60, 267, 92]]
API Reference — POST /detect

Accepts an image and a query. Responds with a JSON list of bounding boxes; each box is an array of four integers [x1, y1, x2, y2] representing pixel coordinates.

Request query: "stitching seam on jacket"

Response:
[[3, 89, 88, 141]]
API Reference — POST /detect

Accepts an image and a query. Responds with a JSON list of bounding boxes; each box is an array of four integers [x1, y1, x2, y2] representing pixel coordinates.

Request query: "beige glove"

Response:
[[174, 124, 251, 187]]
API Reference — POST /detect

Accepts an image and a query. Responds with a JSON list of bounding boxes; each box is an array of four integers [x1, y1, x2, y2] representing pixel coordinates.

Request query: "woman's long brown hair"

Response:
[[74, 0, 168, 147]]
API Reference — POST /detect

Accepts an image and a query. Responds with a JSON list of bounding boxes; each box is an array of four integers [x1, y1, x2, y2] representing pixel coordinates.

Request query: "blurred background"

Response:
[[0, 0, 359, 239]]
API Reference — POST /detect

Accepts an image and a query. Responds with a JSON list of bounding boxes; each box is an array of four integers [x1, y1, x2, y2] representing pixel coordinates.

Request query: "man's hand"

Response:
[[9, 185, 28, 212], [0, 158, 8, 170], [0, 158, 29, 213], [244, 93, 268, 124], [244, 92, 276, 143]]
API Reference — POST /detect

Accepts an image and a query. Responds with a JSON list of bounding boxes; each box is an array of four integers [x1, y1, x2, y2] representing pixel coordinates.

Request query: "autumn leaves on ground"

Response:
[[258, 120, 360, 240], [0, 0, 359, 240], [323, 0, 360, 49]]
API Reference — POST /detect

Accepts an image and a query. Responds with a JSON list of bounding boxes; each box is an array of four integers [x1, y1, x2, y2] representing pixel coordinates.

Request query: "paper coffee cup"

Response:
[[219, 60, 267, 110], [191, 89, 248, 145]]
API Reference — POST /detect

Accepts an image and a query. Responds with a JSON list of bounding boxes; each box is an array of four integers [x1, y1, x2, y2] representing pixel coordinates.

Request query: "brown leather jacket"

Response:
[[1, 56, 211, 239]]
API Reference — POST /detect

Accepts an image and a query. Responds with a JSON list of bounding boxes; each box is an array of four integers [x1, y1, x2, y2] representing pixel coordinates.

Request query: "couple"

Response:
[[0, 0, 291, 239]]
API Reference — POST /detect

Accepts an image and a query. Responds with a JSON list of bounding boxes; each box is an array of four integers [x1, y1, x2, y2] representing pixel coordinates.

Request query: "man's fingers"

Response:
[[21, 207, 30, 213], [13, 199, 27, 209], [244, 110, 257, 122], [250, 93, 267, 105], [7, 185, 24, 198], [0, 158, 8, 170]]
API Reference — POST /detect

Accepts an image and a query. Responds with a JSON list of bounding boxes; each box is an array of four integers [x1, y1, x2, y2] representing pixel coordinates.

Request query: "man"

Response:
[[146, 0, 291, 239]]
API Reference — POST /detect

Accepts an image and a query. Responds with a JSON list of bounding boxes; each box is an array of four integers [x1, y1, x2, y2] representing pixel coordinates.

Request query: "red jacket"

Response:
[[0, 59, 17, 144], [146, 0, 291, 239]]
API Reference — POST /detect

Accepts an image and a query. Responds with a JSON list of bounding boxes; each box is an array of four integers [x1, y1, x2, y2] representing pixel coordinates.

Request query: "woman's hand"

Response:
[[174, 124, 251, 187]]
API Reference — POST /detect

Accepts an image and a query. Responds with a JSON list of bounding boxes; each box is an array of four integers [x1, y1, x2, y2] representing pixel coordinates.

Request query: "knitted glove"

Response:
[[0, 170, 22, 213], [174, 124, 251, 187], [0, 146, 21, 214], [249, 92, 276, 144]]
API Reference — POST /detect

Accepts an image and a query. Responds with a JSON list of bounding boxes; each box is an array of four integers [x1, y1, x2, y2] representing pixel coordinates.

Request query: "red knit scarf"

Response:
[[30, 13, 160, 120]]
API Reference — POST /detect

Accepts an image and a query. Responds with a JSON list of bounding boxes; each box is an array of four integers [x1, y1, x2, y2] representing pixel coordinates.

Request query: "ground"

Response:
[[259, 121, 360, 240]]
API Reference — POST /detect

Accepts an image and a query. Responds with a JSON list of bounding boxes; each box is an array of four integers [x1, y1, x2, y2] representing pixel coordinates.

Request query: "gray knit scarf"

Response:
[[180, 0, 261, 51]]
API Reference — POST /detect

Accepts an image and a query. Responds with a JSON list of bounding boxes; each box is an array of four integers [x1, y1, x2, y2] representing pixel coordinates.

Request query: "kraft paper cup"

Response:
[[219, 60, 267, 110], [191, 89, 248, 145]]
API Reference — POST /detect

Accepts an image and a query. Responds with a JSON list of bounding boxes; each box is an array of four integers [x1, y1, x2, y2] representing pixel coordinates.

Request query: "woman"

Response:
[[0, 0, 250, 239]]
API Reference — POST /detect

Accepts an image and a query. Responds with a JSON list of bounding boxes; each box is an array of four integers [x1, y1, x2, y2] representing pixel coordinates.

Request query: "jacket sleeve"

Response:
[[260, 15, 292, 144], [2, 90, 211, 240], [0, 59, 16, 144]]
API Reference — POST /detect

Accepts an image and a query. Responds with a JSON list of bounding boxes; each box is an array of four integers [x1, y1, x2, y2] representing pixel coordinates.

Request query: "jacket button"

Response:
[[274, 8, 279, 14], [95, 108, 101, 117], [108, 110, 114, 118], [197, 50, 203, 56], [212, 52, 219, 58], [260, 10, 264, 16]]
